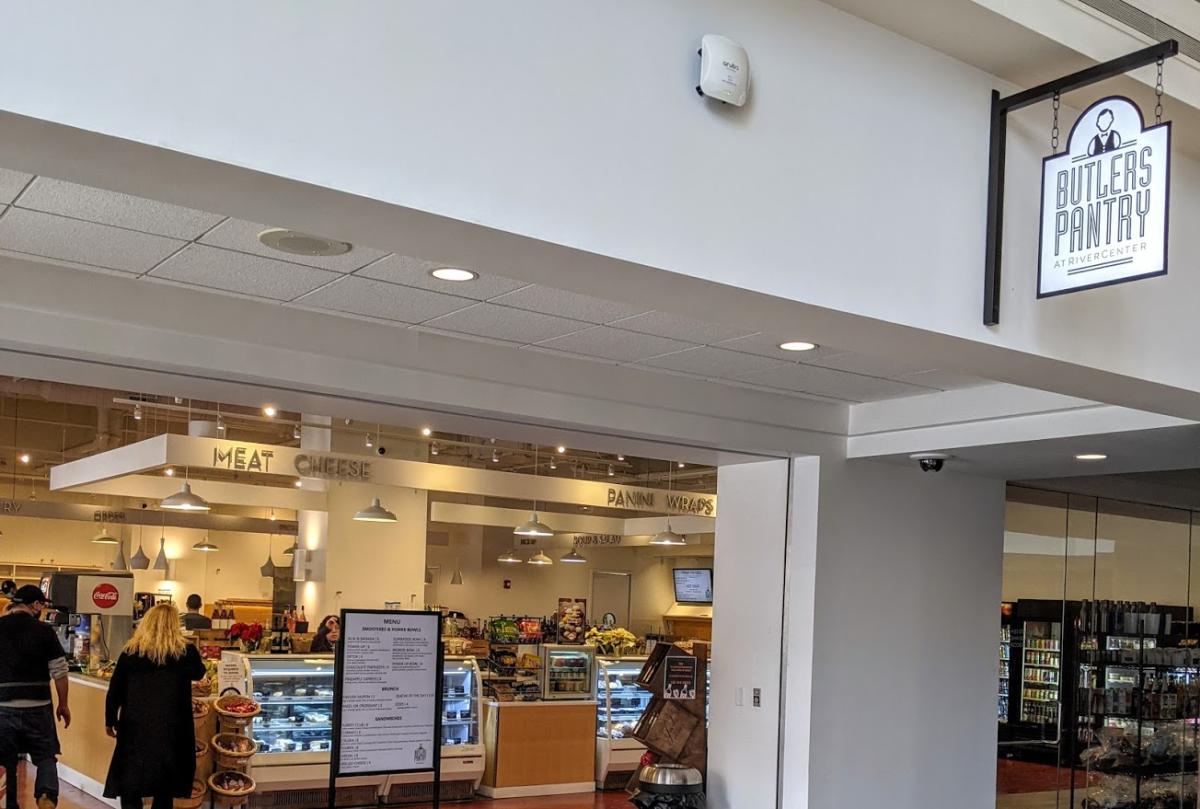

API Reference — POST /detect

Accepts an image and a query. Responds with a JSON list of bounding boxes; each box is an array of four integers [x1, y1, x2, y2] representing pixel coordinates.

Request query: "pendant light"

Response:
[[651, 460, 688, 546], [354, 496, 398, 523], [259, 535, 277, 578], [560, 548, 588, 564], [129, 526, 150, 570], [497, 549, 522, 564], [92, 524, 119, 545], [153, 535, 170, 571], [514, 446, 554, 538], [424, 567, 434, 585], [450, 559, 464, 585], [192, 535, 219, 552], [527, 550, 553, 566], [161, 481, 210, 512], [112, 536, 129, 571]]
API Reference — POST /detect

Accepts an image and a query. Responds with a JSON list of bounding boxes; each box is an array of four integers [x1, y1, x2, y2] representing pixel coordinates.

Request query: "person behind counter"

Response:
[[104, 603, 205, 809], [0, 586, 71, 809], [180, 595, 211, 631], [309, 615, 340, 653]]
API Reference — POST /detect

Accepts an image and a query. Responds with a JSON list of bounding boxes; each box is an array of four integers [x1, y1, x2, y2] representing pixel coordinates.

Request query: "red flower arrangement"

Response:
[[228, 622, 264, 643]]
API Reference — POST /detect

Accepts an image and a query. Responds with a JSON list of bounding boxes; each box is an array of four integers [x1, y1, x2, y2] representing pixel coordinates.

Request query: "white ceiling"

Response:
[[0, 168, 988, 404]]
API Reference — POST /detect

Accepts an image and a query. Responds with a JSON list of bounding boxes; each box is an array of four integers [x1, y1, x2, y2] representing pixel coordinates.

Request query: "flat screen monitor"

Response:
[[673, 568, 714, 605]]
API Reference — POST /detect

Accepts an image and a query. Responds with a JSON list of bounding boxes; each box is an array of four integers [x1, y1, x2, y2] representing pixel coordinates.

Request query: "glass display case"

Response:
[[541, 644, 596, 700], [595, 657, 650, 787], [596, 657, 651, 740], [442, 657, 481, 749], [219, 652, 336, 765]]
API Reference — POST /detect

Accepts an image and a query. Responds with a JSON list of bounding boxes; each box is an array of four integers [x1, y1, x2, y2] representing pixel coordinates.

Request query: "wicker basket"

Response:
[[208, 772, 255, 806], [192, 699, 211, 736], [194, 738, 209, 762], [210, 733, 257, 770], [173, 780, 207, 809], [214, 695, 260, 732]]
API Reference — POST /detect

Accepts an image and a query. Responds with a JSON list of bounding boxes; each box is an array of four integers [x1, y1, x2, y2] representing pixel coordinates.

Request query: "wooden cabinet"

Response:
[[479, 701, 597, 799]]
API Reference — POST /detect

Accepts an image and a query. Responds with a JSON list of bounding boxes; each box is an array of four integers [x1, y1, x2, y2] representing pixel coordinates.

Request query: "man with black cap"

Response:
[[0, 586, 70, 809]]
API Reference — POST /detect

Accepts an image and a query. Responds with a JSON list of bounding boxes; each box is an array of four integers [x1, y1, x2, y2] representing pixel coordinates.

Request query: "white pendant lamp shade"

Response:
[[92, 526, 119, 545], [497, 549, 522, 564], [192, 537, 219, 552], [161, 482, 210, 512], [513, 514, 554, 538], [153, 537, 170, 571], [129, 540, 150, 570], [527, 550, 554, 566], [650, 524, 688, 546], [354, 497, 397, 523], [560, 548, 588, 564]]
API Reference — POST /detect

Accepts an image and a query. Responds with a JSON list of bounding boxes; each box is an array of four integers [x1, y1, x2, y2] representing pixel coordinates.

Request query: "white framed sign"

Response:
[[1038, 96, 1170, 297], [331, 609, 443, 778]]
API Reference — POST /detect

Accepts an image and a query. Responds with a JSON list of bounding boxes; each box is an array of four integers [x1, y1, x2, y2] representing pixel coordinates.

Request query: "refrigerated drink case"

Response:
[[541, 644, 596, 700]]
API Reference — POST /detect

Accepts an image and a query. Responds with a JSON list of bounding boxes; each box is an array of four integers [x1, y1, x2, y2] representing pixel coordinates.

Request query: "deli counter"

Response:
[[218, 652, 485, 802]]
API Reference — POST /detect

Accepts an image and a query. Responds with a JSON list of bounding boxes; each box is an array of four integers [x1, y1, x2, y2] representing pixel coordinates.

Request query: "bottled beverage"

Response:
[[286, 605, 297, 635], [298, 605, 307, 626]]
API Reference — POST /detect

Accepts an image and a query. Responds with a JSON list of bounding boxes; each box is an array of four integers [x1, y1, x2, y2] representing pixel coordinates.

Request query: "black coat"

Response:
[[103, 645, 206, 799]]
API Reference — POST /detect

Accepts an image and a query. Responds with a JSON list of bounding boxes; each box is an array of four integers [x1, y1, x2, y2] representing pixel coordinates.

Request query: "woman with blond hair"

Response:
[[103, 603, 205, 809]]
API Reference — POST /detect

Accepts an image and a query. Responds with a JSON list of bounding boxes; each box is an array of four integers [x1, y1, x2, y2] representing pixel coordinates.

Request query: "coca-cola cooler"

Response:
[[43, 571, 135, 665]]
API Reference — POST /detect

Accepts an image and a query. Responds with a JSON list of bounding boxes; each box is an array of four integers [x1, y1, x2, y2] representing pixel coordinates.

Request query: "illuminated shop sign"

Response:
[[1039, 96, 1170, 297], [606, 488, 715, 516]]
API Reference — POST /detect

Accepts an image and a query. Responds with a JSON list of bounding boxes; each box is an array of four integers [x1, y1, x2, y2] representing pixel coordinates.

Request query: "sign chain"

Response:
[[1051, 91, 1060, 151], [1155, 56, 1164, 124]]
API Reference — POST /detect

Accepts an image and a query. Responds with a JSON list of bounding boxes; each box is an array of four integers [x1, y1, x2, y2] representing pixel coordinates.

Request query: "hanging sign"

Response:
[[331, 609, 443, 778], [1039, 96, 1170, 297]]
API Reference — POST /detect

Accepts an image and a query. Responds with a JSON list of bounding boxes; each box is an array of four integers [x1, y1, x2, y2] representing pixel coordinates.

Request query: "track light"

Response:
[[677, 462, 685, 468], [354, 497, 397, 523], [421, 427, 433, 437], [617, 454, 625, 462], [556, 445, 566, 454], [17, 453, 29, 465], [164, 467, 175, 477], [365, 433, 374, 449]]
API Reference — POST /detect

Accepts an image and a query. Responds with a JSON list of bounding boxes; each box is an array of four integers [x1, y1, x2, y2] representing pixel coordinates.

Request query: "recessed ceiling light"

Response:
[[556, 445, 566, 454], [18, 453, 30, 465], [258, 228, 351, 257], [164, 467, 175, 477], [677, 461, 686, 468], [1075, 453, 1108, 461], [617, 454, 625, 462], [779, 341, 818, 352], [263, 405, 278, 418], [430, 268, 478, 282], [294, 480, 303, 488], [420, 427, 433, 437]]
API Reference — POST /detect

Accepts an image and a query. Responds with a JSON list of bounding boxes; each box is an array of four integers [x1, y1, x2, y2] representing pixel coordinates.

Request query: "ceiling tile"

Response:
[[805, 351, 937, 378], [292, 276, 473, 323], [738, 363, 930, 402], [423, 303, 588, 344], [199, 218, 388, 272], [149, 244, 339, 301], [490, 285, 650, 324], [637, 346, 789, 378], [608, 311, 755, 344], [0, 169, 32, 204], [716, 333, 838, 362], [0, 208, 184, 273], [535, 326, 694, 362], [15, 177, 225, 239], [357, 254, 527, 300], [900, 369, 988, 391]]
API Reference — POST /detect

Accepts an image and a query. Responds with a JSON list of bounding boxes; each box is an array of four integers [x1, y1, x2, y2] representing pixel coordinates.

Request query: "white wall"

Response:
[[423, 524, 711, 633], [708, 459, 790, 809], [6, 1, 1200, 406], [782, 458, 1005, 809]]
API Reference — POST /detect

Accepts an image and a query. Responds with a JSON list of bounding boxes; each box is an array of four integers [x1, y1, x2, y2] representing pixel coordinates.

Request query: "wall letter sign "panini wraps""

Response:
[[1039, 96, 1170, 297]]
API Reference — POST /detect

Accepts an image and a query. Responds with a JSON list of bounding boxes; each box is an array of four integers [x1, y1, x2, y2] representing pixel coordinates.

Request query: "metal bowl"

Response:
[[638, 763, 704, 794]]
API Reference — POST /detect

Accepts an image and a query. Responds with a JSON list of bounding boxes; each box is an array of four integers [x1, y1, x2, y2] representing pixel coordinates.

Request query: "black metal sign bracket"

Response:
[[983, 39, 1178, 326]]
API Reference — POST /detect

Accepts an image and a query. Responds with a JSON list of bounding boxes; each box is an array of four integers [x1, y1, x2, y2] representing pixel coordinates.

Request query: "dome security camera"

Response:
[[376, 445, 388, 456], [910, 452, 950, 473]]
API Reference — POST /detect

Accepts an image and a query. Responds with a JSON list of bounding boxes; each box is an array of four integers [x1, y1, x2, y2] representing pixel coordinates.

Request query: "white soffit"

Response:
[[71, 475, 325, 511]]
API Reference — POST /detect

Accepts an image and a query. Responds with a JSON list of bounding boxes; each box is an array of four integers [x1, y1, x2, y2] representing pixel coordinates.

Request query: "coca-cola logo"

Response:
[[92, 583, 120, 610]]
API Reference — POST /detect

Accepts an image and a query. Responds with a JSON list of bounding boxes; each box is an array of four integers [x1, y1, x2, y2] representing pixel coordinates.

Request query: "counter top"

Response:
[[68, 672, 112, 690], [484, 699, 598, 708]]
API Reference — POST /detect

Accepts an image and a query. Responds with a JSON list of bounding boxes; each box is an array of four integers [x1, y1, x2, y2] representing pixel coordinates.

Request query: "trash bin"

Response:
[[630, 762, 705, 808]]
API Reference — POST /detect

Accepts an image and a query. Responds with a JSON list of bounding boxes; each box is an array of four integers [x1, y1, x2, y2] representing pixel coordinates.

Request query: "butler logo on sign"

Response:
[[1039, 96, 1170, 297], [92, 583, 120, 609]]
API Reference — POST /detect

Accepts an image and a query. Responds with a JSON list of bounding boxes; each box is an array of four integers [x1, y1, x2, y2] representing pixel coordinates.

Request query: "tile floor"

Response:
[[4, 764, 633, 809]]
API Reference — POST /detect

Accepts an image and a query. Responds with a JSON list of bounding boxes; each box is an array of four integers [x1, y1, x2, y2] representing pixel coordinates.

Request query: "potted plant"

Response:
[[228, 622, 264, 652]]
